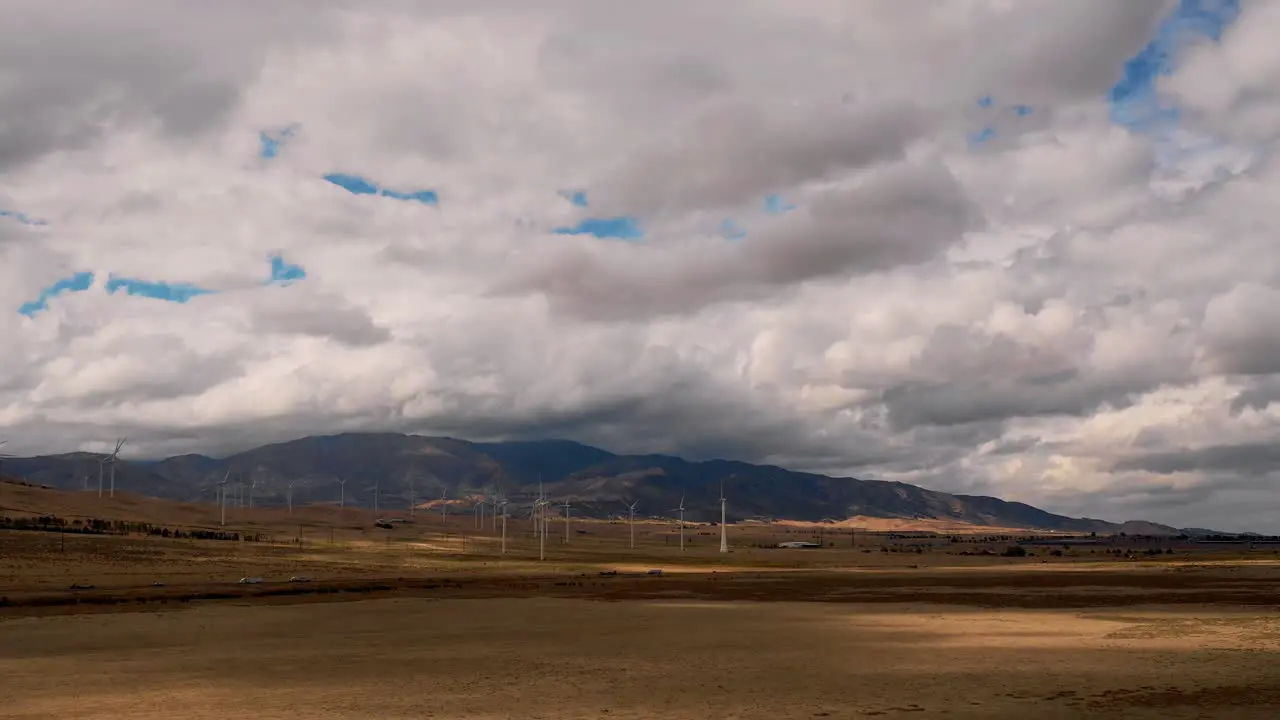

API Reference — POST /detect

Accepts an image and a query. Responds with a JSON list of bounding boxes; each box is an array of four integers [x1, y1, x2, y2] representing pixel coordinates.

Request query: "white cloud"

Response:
[[4, 0, 1280, 532]]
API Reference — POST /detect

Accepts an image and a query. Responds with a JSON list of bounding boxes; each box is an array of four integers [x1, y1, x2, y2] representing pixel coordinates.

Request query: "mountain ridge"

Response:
[[0, 432, 1193, 533]]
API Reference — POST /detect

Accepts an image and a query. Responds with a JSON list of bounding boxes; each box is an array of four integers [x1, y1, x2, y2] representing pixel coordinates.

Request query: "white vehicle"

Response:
[[288, 576, 311, 583], [238, 577, 264, 584]]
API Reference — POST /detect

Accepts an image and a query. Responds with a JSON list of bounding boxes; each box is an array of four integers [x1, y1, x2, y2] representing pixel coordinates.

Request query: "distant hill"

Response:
[[0, 432, 1198, 533]]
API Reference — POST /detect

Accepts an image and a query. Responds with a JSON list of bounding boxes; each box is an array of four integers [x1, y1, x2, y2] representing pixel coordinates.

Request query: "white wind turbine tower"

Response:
[[216, 469, 231, 526], [498, 498, 509, 555], [535, 496, 549, 561], [624, 500, 639, 549], [562, 497, 572, 544], [107, 438, 126, 498], [529, 476, 542, 538], [337, 476, 347, 508], [287, 480, 294, 516], [439, 489, 448, 525], [372, 479, 380, 515], [0, 440, 10, 479], [672, 493, 686, 552], [97, 457, 106, 497], [539, 477, 550, 555], [719, 479, 728, 554]]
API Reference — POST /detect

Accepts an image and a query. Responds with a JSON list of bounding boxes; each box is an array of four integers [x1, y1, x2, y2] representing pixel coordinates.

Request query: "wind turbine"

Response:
[[535, 496, 549, 561], [0, 440, 10, 479], [562, 497, 572, 544], [673, 493, 686, 552], [216, 469, 231, 526], [97, 457, 106, 497], [107, 438, 126, 498], [624, 500, 639, 550], [498, 498, 508, 555], [337, 476, 347, 508], [439, 489, 448, 525], [371, 479, 380, 515], [719, 479, 728, 554], [538, 476, 549, 557], [287, 480, 294, 516]]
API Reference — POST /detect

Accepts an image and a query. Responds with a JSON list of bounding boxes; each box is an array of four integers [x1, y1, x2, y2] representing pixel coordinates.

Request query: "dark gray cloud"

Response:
[[1201, 283, 1280, 376], [248, 294, 391, 347], [1230, 376, 1280, 415], [0, 1, 343, 171], [590, 102, 929, 217], [500, 161, 978, 320], [876, 319, 1194, 430], [1114, 441, 1280, 478]]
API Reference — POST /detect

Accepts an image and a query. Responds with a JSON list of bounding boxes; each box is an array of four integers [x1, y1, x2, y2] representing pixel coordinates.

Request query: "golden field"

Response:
[[4, 481, 1280, 719]]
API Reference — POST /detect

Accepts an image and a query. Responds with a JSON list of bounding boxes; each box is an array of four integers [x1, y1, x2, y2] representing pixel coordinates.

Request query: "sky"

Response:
[[2, 0, 1279, 532]]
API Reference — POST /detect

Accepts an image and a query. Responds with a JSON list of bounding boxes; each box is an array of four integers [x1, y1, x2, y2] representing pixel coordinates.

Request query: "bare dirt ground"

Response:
[[5, 598, 1280, 719], [5, 485, 1280, 718]]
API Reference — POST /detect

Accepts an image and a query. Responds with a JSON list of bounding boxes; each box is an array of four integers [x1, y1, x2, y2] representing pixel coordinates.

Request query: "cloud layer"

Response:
[[4, 0, 1279, 531]]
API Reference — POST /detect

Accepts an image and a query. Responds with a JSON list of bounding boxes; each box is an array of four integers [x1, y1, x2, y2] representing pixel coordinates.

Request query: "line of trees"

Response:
[[0, 514, 258, 542]]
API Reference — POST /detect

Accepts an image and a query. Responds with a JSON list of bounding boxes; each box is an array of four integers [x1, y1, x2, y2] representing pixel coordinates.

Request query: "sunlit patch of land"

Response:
[[5, 480, 1280, 718]]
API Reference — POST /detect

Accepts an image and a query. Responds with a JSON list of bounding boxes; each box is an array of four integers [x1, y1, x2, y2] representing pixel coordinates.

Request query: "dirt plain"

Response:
[[4, 483, 1280, 718]]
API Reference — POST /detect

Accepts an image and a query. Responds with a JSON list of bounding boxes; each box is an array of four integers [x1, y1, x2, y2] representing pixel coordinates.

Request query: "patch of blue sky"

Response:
[[104, 276, 214, 303], [969, 126, 997, 145], [258, 125, 298, 160], [553, 216, 643, 240], [323, 173, 439, 206], [1108, 0, 1241, 133], [17, 271, 94, 317], [969, 96, 1032, 141], [763, 194, 796, 214], [720, 219, 746, 240], [0, 209, 47, 226], [558, 189, 589, 207], [267, 254, 306, 286], [379, 188, 439, 204]]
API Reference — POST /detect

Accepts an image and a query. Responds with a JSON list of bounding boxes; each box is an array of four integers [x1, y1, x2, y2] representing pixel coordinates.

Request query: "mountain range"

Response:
[[0, 432, 1187, 534]]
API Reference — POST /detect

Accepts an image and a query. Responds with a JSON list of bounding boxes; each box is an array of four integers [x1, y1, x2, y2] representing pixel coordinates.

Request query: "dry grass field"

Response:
[[5, 482, 1280, 718]]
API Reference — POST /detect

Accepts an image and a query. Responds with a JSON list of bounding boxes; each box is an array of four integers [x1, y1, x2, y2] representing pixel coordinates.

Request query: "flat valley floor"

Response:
[[5, 492, 1280, 719], [5, 594, 1280, 719]]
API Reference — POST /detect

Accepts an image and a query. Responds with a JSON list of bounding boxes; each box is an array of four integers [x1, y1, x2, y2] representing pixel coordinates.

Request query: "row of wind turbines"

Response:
[[2, 437, 128, 499], [0, 437, 734, 556]]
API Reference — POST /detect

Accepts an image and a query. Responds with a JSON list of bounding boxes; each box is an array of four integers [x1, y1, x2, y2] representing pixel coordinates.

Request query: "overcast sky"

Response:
[[3, 0, 1278, 531]]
